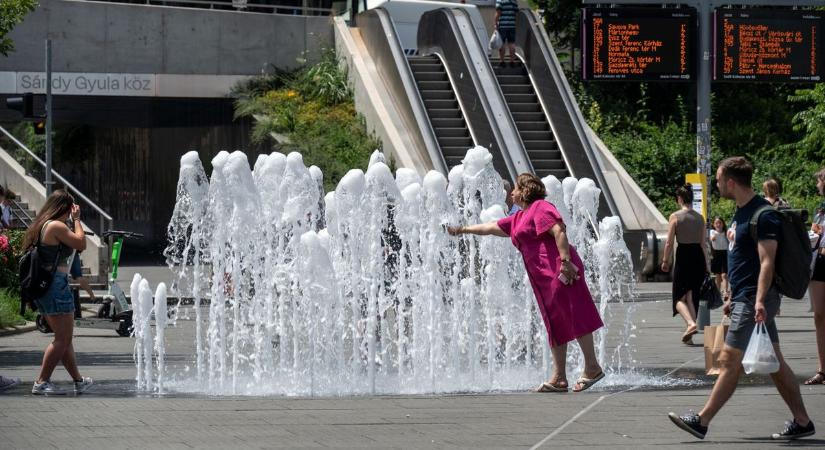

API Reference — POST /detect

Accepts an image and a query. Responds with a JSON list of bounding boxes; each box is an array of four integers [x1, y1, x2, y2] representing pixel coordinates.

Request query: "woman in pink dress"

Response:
[[448, 173, 605, 392]]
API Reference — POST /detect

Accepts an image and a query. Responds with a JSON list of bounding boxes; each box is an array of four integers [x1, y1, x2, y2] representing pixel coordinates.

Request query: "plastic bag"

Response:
[[742, 323, 780, 374], [489, 30, 503, 51]]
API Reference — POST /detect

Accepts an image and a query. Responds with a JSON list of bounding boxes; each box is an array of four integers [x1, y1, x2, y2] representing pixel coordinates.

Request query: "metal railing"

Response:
[[0, 125, 114, 237], [80, 0, 338, 15], [8, 197, 34, 228]]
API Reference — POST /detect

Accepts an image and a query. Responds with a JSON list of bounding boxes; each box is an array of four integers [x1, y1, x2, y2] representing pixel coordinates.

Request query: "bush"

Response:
[[234, 49, 380, 192], [0, 288, 33, 327], [0, 229, 31, 327]]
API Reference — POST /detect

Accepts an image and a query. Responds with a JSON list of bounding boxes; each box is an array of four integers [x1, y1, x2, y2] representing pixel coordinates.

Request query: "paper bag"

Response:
[[704, 321, 729, 376]]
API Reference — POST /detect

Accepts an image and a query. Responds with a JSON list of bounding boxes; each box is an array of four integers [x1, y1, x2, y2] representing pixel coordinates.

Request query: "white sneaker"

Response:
[[31, 380, 66, 395], [0, 376, 20, 391], [74, 377, 94, 394]]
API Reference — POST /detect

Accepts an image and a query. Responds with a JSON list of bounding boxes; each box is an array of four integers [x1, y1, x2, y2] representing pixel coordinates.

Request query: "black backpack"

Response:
[[749, 206, 811, 299], [18, 222, 62, 315]]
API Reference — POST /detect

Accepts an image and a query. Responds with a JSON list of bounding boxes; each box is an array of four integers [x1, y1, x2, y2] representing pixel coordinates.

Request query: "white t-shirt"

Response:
[[709, 229, 729, 251]]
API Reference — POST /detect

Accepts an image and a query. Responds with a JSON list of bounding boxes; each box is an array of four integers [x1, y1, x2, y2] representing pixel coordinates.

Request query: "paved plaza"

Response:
[[1, 284, 824, 449]]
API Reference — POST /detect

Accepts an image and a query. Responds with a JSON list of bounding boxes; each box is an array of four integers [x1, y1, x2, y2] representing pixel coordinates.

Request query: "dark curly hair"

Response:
[[516, 173, 547, 204], [675, 183, 693, 205]]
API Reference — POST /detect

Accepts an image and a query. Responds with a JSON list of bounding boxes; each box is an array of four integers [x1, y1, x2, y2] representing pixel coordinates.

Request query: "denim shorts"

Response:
[[725, 288, 781, 351], [34, 272, 75, 316]]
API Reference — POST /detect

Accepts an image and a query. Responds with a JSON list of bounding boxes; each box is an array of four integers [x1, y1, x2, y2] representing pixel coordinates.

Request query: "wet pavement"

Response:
[[1, 289, 824, 449]]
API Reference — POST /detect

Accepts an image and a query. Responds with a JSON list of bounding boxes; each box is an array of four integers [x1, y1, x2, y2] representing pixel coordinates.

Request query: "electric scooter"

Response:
[[36, 230, 143, 337]]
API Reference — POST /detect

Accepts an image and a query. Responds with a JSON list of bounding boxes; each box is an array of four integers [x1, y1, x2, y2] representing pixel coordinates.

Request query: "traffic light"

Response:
[[33, 120, 46, 135], [6, 93, 35, 118]]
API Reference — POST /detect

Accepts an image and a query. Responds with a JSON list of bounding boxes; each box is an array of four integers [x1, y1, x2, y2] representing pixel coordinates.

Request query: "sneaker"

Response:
[[0, 376, 20, 391], [668, 411, 707, 439], [73, 377, 94, 394], [772, 419, 815, 440], [31, 380, 66, 396]]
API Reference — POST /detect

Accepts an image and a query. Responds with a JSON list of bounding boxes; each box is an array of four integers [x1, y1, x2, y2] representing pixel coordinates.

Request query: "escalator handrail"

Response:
[[357, 8, 448, 174], [418, 7, 533, 181], [515, 9, 619, 219]]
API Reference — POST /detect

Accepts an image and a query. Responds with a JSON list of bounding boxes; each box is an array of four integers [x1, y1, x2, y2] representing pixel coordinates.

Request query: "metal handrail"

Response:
[[80, 0, 336, 15], [9, 197, 34, 228], [0, 125, 114, 235]]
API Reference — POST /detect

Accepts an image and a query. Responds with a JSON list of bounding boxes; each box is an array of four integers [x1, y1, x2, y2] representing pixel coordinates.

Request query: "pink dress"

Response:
[[497, 200, 604, 347]]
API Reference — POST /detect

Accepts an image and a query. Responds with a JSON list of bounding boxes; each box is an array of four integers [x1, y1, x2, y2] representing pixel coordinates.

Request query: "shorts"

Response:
[[725, 288, 780, 351], [34, 273, 75, 316], [812, 254, 825, 282], [498, 28, 515, 44], [710, 249, 727, 274]]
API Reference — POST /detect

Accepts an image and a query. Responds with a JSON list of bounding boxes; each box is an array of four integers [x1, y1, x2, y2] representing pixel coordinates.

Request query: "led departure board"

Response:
[[714, 9, 823, 82], [582, 8, 696, 81]]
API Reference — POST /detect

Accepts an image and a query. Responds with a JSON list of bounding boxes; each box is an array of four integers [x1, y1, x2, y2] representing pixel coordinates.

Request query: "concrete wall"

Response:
[[1, 0, 334, 75]]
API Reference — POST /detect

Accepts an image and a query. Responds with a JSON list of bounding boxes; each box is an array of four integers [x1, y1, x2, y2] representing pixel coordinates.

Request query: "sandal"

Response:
[[803, 371, 825, 385], [535, 379, 568, 393], [682, 325, 698, 344], [572, 371, 605, 393]]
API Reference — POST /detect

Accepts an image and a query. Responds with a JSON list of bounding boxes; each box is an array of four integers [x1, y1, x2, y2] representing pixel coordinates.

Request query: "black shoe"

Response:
[[668, 412, 707, 439], [772, 419, 815, 440]]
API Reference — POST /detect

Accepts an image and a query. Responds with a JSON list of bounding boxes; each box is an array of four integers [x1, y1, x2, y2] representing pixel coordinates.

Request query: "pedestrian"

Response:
[[448, 173, 605, 393], [804, 168, 825, 386], [0, 187, 12, 229], [660, 184, 707, 344], [669, 156, 814, 440], [69, 251, 96, 316], [22, 190, 94, 395], [494, 0, 518, 67], [709, 216, 730, 299], [763, 178, 790, 209]]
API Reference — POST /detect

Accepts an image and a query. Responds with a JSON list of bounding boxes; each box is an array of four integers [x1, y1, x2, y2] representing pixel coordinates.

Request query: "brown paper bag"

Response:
[[704, 319, 729, 376]]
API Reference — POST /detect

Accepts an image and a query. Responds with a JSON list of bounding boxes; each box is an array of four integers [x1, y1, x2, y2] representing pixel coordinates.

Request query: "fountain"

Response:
[[135, 146, 649, 396]]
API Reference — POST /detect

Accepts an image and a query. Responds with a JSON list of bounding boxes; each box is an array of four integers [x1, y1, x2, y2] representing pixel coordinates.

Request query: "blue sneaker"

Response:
[[772, 419, 815, 440], [668, 411, 707, 439]]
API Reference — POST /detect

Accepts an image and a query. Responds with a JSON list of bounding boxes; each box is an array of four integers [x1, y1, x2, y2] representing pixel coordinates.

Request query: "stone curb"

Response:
[[0, 321, 36, 337]]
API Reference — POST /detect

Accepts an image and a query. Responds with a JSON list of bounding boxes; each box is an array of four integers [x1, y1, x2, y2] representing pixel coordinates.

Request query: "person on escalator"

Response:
[[495, 0, 519, 67]]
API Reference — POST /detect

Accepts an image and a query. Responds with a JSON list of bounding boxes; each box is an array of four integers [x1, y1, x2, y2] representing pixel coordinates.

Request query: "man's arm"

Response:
[[754, 238, 777, 322]]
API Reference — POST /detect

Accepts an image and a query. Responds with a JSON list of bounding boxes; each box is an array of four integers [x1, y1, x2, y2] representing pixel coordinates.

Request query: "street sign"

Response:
[[714, 9, 824, 82], [582, 7, 697, 81]]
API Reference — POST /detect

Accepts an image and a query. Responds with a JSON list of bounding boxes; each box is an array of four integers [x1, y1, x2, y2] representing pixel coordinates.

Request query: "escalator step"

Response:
[[435, 127, 470, 138], [414, 72, 448, 82], [536, 169, 569, 179], [523, 140, 556, 151], [531, 159, 567, 170], [425, 99, 458, 109], [491, 65, 527, 76], [496, 75, 530, 85], [410, 64, 443, 73], [439, 137, 473, 147], [500, 84, 533, 94], [512, 112, 545, 121], [417, 81, 451, 91], [508, 103, 541, 113], [519, 130, 553, 141], [428, 109, 462, 119], [529, 149, 562, 160], [505, 93, 538, 103], [420, 90, 455, 101], [408, 55, 438, 63], [431, 118, 464, 128], [516, 121, 550, 131]]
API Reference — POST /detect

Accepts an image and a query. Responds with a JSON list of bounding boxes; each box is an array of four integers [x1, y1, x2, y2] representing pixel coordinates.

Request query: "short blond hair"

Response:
[[762, 178, 781, 197]]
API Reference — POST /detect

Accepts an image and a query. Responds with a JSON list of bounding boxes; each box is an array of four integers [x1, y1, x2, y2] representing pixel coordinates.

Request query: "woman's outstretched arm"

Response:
[[447, 222, 508, 237]]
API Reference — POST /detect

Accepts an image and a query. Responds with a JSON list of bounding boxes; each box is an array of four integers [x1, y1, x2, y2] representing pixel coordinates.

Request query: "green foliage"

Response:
[[0, 288, 33, 328], [233, 49, 379, 191], [0, 229, 30, 328], [0, 0, 37, 57]]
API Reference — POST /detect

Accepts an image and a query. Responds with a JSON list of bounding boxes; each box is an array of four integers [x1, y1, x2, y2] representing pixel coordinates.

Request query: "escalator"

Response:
[[492, 60, 567, 179], [407, 55, 472, 170]]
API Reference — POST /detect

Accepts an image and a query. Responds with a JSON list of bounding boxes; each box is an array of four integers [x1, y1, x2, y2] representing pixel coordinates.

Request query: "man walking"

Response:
[[668, 156, 815, 440]]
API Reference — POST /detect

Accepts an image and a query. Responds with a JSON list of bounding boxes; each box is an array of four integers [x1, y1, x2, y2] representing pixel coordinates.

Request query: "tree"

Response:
[[0, 0, 37, 57]]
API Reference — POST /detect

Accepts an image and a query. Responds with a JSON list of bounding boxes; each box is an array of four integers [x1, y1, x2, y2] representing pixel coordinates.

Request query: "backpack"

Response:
[[749, 206, 811, 299], [18, 221, 62, 315]]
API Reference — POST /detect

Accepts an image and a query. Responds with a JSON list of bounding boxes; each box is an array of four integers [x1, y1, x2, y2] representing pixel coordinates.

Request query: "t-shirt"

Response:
[[727, 195, 782, 302], [495, 0, 518, 30], [709, 229, 729, 251]]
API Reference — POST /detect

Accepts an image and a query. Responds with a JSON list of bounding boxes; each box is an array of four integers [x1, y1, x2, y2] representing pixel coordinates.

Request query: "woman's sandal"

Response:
[[572, 371, 605, 393], [803, 371, 825, 385], [681, 325, 698, 344], [535, 379, 568, 393]]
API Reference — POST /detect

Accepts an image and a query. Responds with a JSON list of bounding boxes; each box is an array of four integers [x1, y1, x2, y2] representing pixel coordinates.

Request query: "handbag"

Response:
[[703, 316, 729, 376], [700, 274, 723, 310]]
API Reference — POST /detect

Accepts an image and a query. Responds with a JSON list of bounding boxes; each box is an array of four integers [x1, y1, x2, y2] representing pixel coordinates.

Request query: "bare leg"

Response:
[[721, 274, 729, 296], [61, 343, 81, 381], [508, 43, 516, 64], [810, 281, 825, 378], [498, 46, 505, 64], [770, 345, 811, 426], [37, 314, 75, 383], [575, 332, 603, 378], [698, 345, 744, 426], [675, 291, 698, 338], [548, 343, 568, 386]]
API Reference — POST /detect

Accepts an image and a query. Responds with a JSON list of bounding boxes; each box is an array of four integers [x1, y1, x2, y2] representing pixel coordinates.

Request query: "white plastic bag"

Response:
[[489, 30, 503, 51], [742, 322, 780, 374]]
